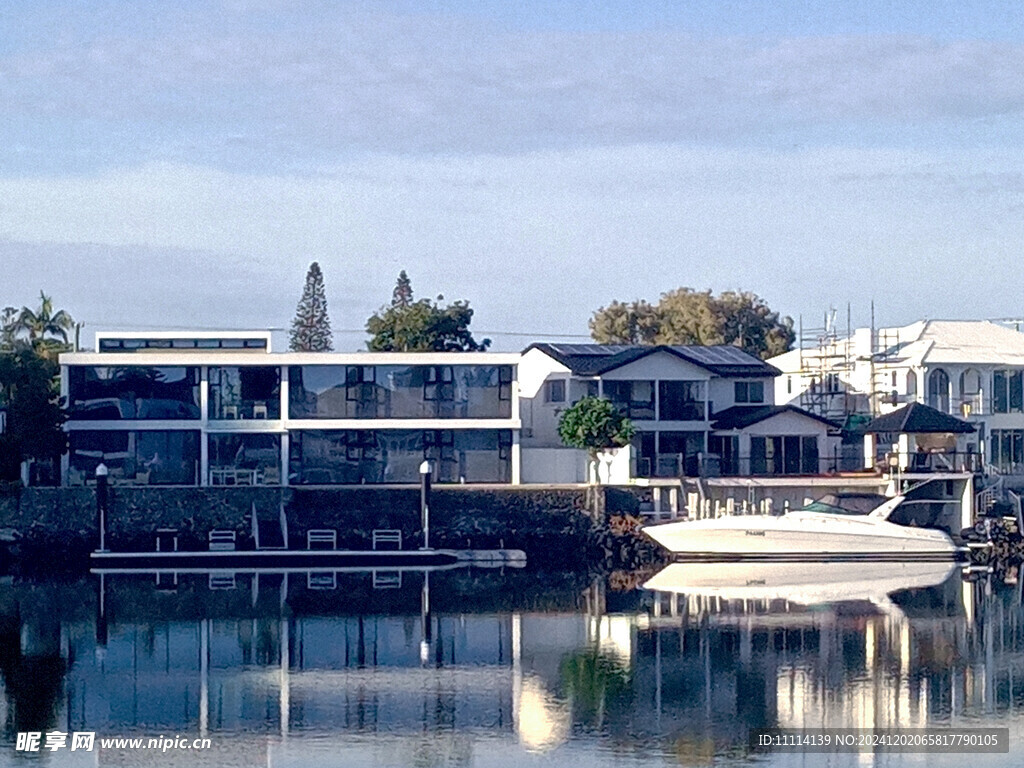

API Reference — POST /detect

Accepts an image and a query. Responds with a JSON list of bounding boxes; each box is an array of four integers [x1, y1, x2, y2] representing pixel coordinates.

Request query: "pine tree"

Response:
[[289, 262, 334, 351], [392, 270, 414, 307]]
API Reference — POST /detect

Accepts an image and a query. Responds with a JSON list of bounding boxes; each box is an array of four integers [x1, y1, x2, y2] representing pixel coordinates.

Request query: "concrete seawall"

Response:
[[0, 485, 664, 572]]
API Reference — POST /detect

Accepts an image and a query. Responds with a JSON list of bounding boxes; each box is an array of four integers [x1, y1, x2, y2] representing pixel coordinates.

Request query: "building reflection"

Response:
[[0, 567, 1020, 764]]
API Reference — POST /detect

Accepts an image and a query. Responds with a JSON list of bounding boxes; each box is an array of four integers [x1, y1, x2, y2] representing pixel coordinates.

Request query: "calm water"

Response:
[[0, 562, 1022, 767]]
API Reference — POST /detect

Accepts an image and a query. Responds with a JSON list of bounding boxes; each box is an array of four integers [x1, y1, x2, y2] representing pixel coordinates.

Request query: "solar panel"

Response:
[[674, 345, 762, 366]]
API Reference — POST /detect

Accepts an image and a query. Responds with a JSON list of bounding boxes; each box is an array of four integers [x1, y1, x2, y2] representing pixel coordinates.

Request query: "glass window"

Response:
[[927, 369, 950, 413], [1012, 371, 1024, 413], [604, 380, 654, 419], [658, 381, 706, 421], [208, 433, 281, 485], [801, 436, 819, 474], [209, 367, 280, 420], [289, 365, 512, 419], [748, 434, 818, 476], [68, 430, 199, 485], [289, 429, 512, 484], [991, 429, 1024, 472], [544, 379, 566, 403], [656, 431, 704, 476], [68, 366, 200, 420], [994, 370, 1008, 413], [734, 380, 765, 404]]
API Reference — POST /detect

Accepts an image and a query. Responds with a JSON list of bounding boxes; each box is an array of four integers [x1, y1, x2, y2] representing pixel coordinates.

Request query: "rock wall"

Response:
[[0, 485, 665, 572]]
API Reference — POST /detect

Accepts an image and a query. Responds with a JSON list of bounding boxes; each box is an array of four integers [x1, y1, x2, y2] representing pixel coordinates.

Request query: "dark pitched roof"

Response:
[[863, 402, 975, 434], [711, 405, 841, 431], [523, 343, 780, 378]]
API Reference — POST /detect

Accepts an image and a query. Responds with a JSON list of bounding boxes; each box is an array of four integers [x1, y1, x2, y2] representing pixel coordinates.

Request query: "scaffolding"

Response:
[[797, 307, 855, 421], [796, 303, 901, 422]]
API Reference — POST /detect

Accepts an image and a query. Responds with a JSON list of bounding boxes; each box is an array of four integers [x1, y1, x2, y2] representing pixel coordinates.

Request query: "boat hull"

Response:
[[642, 512, 960, 560]]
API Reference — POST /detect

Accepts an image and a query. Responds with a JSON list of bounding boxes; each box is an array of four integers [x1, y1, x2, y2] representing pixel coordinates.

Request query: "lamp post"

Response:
[[419, 460, 432, 551], [95, 462, 109, 552]]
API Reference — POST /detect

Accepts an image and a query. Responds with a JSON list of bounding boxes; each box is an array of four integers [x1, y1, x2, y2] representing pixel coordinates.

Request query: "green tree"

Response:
[[557, 396, 636, 483], [587, 299, 661, 345], [7, 292, 75, 359], [589, 287, 794, 359], [289, 262, 334, 352], [366, 294, 491, 352], [391, 270, 414, 307], [0, 347, 67, 483]]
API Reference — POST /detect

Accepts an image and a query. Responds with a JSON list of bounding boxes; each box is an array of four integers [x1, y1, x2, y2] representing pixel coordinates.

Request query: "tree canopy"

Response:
[[589, 288, 794, 359], [0, 293, 74, 483], [391, 270, 414, 308], [557, 396, 636, 455], [366, 273, 490, 352], [289, 262, 333, 352], [3, 292, 76, 359]]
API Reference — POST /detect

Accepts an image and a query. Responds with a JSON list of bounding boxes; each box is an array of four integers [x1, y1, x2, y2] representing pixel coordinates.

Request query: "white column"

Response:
[[280, 366, 290, 486], [511, 430, 521, 485], [199, 367, 209, 487]]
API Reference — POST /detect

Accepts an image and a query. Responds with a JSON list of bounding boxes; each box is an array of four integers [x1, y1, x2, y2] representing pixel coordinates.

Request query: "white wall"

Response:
[[521, 447, 586, 483], [598, 351, 709, 381]]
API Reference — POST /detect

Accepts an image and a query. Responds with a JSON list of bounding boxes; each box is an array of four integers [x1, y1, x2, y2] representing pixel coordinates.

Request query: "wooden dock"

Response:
[[89, 548, 527, 571]]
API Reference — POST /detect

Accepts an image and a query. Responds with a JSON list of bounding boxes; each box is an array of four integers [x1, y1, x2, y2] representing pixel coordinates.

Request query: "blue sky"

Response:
[[4, 1, 1024, 349]]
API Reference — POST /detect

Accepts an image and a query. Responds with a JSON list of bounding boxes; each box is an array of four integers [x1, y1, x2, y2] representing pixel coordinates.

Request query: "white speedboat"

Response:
[[643, 560, 959, 606], [642, 495, 960, 560]]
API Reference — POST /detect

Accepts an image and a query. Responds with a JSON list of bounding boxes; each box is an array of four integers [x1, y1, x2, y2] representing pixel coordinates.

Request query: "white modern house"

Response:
[[60, 331, 520, 487], [518, 343, 839, 483], [770, 320, 1024, 475]]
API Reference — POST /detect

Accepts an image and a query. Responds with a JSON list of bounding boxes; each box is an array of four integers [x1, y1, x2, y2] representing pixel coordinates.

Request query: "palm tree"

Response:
[[14, 292, 75, 356]]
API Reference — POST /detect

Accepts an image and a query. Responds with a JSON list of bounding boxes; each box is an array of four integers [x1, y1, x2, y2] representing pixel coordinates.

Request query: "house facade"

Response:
[[60, 331, 521, 487], [518, 344, 839, 483], [770, 320, 1024, 475]]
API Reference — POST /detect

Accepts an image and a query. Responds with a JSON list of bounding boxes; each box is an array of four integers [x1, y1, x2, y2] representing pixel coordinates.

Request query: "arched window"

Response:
[[959, 368, 982, 416], [927, 369, 950, 413], [906, 370, 918, 398]]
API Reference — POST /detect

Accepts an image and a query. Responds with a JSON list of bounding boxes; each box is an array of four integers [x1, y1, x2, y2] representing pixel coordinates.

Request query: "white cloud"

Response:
[[3, 145, 1024, 344], [4, 8, 1024, 167]]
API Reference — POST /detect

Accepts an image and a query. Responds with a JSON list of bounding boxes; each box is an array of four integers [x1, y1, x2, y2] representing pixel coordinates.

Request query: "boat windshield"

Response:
[[800, 494, 889, 516]]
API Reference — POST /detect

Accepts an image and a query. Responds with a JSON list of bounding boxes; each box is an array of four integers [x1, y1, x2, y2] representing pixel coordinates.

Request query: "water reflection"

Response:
[[0, 565, 1020, 766]]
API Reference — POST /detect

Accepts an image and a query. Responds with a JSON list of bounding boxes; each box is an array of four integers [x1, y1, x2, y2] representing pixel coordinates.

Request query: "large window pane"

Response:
[[68, 366, 200, 420], [208, 433, 282, 485], [289, 429, 511, 484], [68, 430, 199, 485], [1011, 371, 1023, 413], [209, 367, 280, 420], [604, 380, 655, 420], [994, 370, 1008, 413], [658, 381, 706, 421], [801, 436, 819, 474], [289, 365, 512, 419]]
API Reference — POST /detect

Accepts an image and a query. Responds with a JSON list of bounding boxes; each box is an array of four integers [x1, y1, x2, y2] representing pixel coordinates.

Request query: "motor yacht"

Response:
[[641, 494, 961, 560]]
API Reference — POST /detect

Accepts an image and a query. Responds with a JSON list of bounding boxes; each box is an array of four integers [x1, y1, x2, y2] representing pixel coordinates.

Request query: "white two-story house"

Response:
[[518, 344, 839, 483], [771, 320, 1024, 475]]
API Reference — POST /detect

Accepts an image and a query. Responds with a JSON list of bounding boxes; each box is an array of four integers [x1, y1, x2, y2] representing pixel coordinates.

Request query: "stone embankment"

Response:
[[0, 485, 667, 573]]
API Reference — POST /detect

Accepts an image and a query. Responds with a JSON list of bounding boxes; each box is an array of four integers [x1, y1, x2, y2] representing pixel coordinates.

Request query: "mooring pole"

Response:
[[95, 463, 109, 553], [419, 460, 432, 550]]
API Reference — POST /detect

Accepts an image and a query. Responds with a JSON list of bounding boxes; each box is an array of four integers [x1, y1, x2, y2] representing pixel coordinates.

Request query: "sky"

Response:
[[4, 1, 1024, 351]]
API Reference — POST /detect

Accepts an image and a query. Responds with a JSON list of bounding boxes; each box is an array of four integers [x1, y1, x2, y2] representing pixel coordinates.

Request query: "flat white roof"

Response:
[[60, 351, 521, 366]]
